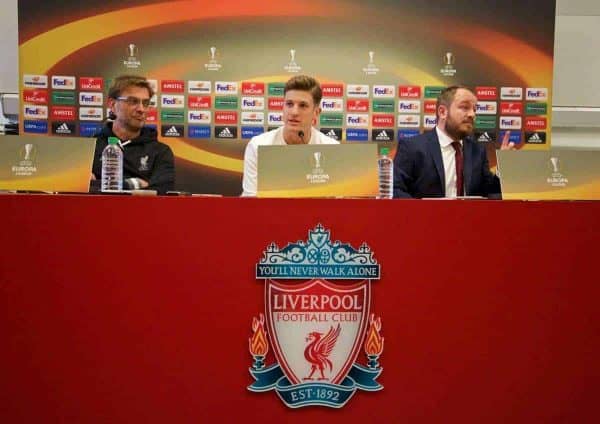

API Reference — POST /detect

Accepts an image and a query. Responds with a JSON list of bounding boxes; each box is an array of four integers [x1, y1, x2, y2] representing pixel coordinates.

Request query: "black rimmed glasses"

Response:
[[116, 96, 151, 108]]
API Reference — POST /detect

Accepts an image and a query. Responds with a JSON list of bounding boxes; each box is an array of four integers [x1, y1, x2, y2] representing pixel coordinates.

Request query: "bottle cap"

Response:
[[380, 147, 390, 155], [108, 137, 120, 145]]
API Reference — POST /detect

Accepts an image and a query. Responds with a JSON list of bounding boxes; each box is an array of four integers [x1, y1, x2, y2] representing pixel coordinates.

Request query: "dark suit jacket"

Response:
[[393, 129, 500, 199]]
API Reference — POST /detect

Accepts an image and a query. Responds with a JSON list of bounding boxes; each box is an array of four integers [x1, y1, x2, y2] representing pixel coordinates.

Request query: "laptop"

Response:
[[496, 148, 600, 200], [257, 143, 379, 198], [0, 135, 96, 193]]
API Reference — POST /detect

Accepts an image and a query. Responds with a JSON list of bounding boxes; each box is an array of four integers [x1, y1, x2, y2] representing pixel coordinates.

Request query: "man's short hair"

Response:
[[107, 75, 155, 100], [284, 75, 322, 107], [436, 85, 474, 119]]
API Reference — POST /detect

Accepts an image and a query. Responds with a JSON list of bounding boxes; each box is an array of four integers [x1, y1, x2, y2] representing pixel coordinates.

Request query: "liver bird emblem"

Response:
[[303, 324, 341, 381]]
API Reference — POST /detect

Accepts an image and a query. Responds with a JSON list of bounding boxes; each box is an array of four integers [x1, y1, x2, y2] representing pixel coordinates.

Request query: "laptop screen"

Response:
[[497, 149, 600, 200], [257, 143, 379, 198], [0, 135, 96, 192]]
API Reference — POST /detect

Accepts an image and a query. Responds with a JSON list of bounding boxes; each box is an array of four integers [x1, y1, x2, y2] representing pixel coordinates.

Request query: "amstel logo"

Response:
[[248, 224, 384, 408]]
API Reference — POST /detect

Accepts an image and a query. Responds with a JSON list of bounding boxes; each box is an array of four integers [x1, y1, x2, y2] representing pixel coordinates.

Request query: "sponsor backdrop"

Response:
[[18, 0, 556, 195]]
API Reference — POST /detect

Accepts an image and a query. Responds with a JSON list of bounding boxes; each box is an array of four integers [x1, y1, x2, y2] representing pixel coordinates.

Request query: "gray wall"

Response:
[[1, 0, 598, 145]]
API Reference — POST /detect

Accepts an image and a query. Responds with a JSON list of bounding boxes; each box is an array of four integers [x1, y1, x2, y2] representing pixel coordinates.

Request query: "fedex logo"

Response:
[[23, 89, 48, 104], [268, 112, 283, 125], [372, 114, 394, 127], [346, 114, 369, 127], [215, 81, 238, 94], [161, 80, 184, 93], [346, 100, 369, 112], [79, 92, 103, 106], [476, 86, 497, 99], [346, 84, 369, 98], [526, 88, 548, 101], [524, 117, 547, 130], [373, 85, 395, 98], [499, 116, 522, 130], [397, 114, 420, 128], [161, 95, 185, 108], [398, 100, 420, 113], [424, 100, 437, 114], [500, 102, 523, 115], [188, 80, 211, 94], [188, 111, 211, 124], [501, 87, 523, 100], [215, 111, 238, 124], [51, 76, 76, 89], [476, 102, 497, 115], [79, 77, 103, 91], [320, 98, 344, 112], [241, 97, 265, 110], [23, 74, 48, 88], [51, 106, 76, 120], [23, 105, 48, 119], [242, 82, 265, 95], [398, 85, 421, 98], [423, 115, 437, 129], [321, 84, 344, 97], [268, 98, 284, 110], [188, 96, 211, 109], [241, 111, 265, 125]]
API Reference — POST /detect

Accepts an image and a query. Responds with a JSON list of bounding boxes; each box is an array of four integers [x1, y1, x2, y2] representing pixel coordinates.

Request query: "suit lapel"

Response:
[[426, 130, 445, 194], [463, 138, 473, 196]]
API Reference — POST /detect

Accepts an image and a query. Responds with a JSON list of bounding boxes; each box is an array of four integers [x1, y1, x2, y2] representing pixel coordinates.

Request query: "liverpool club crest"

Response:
[[248, 224, 384, 408]]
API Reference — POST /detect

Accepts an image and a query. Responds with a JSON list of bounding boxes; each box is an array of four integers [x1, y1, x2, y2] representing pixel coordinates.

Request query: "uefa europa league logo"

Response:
[[363, 50, 380, 75], [205, 46, 222, 71], [550, 157, 560, 174], [284, 48, 301, 73], [440, 51, 456, 77], [123, 43, 141, 69], [23, 143, 34, 161], [313, 151, 322, 170]]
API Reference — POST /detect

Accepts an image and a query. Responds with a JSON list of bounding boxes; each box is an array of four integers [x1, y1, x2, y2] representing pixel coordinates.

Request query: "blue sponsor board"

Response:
[[241, 126, 264, 139], [499, 130, 522, 144], [398, 129, 420, 140], [188, 125, 211, 139], [79, 122, 102, 137], [345, 129, 369, 141], [23, 120, 48, 134]]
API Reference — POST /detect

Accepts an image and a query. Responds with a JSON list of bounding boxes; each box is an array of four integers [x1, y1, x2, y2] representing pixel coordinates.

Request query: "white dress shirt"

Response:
[[435, 127, 462, 198]]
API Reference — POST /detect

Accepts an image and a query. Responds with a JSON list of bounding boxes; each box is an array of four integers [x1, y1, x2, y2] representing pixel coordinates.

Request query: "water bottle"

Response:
[[101, 136, 123, 191], [378, 147, 393, 199]]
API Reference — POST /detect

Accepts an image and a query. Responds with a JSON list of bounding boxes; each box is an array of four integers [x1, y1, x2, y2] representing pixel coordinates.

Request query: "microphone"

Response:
[[298, 130, 305, 143]]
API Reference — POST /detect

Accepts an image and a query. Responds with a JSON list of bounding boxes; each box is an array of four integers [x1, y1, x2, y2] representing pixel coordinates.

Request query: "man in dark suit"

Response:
[[393, 86, 507, 199]]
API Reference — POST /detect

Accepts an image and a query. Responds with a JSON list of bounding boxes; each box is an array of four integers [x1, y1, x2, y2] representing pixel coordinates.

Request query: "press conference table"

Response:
[[1, 194, 599, 423]]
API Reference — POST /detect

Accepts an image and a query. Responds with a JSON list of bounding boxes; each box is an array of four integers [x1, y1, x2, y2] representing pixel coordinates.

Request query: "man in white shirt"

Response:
[[241, 75, 339, 196], [393, 85, 512, 199]]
